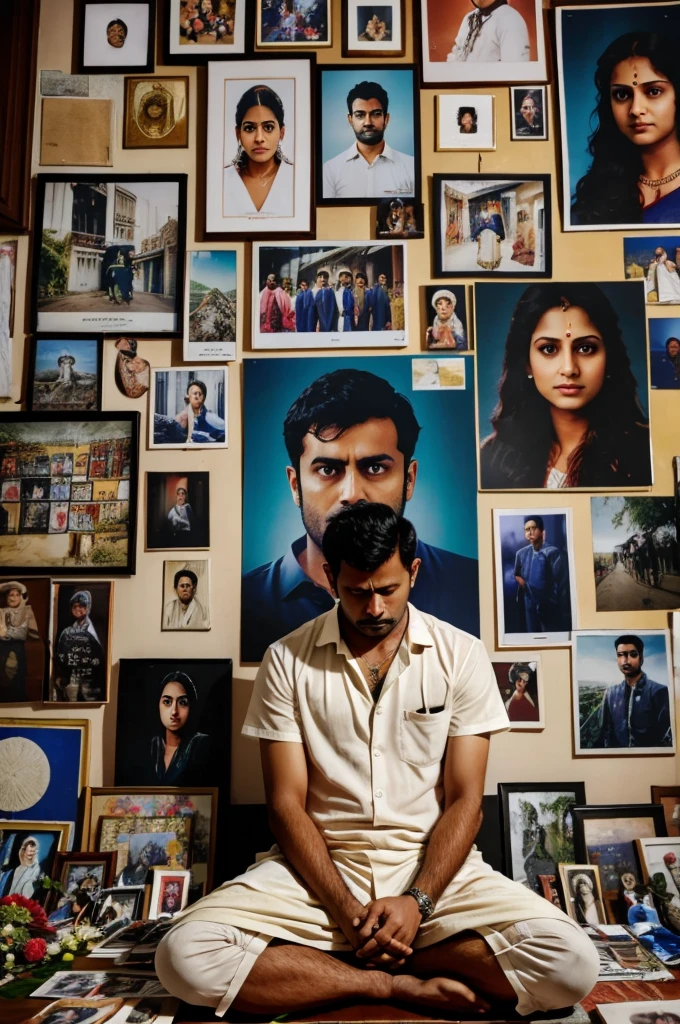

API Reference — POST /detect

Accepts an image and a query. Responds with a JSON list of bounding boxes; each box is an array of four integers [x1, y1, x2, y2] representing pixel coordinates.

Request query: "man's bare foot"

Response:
[[392, 974, 490, 1012]]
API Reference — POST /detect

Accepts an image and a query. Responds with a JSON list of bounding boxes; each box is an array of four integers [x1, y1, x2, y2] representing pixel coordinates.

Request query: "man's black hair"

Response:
[[346, 81, 389, 116], [283, 368, 421, 473], [107, 18, 128, 34], [525, 515, 544, 531], [174, 568, 198, 590], [322, 502, 417, 583], [615, 634, 644, 657]]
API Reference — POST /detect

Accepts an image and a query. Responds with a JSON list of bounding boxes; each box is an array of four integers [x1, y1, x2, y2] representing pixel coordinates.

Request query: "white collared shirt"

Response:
[[447, 5, 530, 63], [242, 604, 508, 851], [322, 142, 415, 200]]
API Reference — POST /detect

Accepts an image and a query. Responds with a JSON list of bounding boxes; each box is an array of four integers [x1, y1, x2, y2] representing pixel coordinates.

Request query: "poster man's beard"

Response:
[[355, 128, 385, 145], [299, 485, 409, 550]]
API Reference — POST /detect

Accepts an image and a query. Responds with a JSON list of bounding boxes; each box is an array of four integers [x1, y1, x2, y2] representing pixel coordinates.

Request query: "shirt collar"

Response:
[[279, 536, 331, 601], [314, 602, 434, 653], [344, 141, 396, 164]]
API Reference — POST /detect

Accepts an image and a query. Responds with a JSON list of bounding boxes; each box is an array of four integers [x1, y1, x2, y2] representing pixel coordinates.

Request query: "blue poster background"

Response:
[[0, 724, 83, 824]]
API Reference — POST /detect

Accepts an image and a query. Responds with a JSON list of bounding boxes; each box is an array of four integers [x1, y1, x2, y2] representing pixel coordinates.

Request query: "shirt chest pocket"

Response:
[[399, 709, 450, 767]]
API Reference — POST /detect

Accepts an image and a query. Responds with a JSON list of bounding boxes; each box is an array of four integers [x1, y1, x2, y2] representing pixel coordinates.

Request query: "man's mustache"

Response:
[[357, 617, 395, 628]]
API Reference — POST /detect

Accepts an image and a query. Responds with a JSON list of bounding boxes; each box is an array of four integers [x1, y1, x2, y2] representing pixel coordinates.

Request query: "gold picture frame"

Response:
[[123, 76, 189, 149]]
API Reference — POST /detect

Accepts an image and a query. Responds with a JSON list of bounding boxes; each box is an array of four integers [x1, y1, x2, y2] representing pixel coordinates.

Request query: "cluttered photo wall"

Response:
[[0, 0, 679, 954]]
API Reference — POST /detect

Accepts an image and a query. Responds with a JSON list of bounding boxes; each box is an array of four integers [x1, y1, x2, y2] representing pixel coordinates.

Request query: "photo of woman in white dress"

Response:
[[223, 84, 294, 217]]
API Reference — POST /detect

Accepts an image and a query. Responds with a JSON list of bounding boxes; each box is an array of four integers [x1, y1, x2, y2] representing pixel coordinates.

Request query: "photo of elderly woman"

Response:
[[558, 4, 680, 230], [151, 369, 227, 449], [49, 583, 112, 704], [476, 281, 652, 490], [425, 286, 468, 350], [113, 659, 231, 790], [0, 578, 48, 703]]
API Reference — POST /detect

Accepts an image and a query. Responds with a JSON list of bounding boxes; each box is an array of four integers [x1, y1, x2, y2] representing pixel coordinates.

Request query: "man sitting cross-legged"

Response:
[[156, 502, 599, 1017]]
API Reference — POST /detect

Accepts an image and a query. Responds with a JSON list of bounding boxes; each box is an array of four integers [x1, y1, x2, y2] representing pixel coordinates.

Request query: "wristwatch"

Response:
[[402, 886, 434, 919]]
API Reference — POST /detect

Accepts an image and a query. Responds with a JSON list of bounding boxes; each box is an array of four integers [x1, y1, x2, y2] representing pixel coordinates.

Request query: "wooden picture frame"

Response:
[[123, 76, 189, 149], [256, 0, 331, 48], [46, 850, 117, 918], [572, 804, 667, 904], [76, 0, 156, 75], [163, 0, 248, 64], [90, 884, 148, 932], [498, 782, 586, 891], [0, 822, 71, 895], [27, 335, 103, 414], [21, 999, 123, 1024], [47, 581, 114, 705], [559, 863, 607, 926], [651, 785, 680, 837], [0, 412, 139, 577], [342, 0, 405, 58]]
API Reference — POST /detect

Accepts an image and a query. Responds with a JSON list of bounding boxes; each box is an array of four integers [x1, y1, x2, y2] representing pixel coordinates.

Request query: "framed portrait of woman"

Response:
[[205, 57, 314, 239], [475, 281, 652, 491], [557, 2, 680, 232], [559, 864, 606, 927], [164, 0, 247, 63], [419, 0, 547, 86], [491, 659, 544, 730]]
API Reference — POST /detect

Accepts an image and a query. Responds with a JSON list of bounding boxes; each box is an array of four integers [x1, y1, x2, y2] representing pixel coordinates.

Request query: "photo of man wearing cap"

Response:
[[51, 584, 110, 703]]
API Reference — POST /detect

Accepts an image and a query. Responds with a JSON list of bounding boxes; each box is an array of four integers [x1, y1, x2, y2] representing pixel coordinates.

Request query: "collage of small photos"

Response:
[[2, 0, 680, 1021]]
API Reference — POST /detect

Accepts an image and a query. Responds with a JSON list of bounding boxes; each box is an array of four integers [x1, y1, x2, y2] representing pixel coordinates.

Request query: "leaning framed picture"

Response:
[[636, 836, 680, 910], [257, 0, 331, 48], [436, 94, 495, 152], [510, 85, 548, 141], [651, 786, 680, 837], [205, 57, 314, 239], [48, 581, 113, 705], [47, 851, 117, 923], [0, 412, 139, 576], [31, 174, 187, 336], [164, 0, 247, 63], [419, 0, 547, 86], [498, 782, 586, 895], [76, 1, 156, 74], [91, 885, 148, 936], [0, 577, 50, 704], [572, 803, 667, 894], [0, 824, 71, 899], [150, 369, 227, 449], [252, 241, 407, 349], [342, 1, 405, 58], [27, 336, 103, 413], [559, 864, 607, 926], [148, 867, 190, 918], [432, 174, 551, 278]]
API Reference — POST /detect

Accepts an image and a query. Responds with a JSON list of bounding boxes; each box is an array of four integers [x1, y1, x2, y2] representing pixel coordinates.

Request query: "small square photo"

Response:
[[79, 2, 154, 73], [437, 95, 495, 151]]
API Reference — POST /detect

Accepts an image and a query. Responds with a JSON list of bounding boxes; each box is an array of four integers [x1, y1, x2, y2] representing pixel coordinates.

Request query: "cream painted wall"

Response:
[[2, 0, 677, 812]]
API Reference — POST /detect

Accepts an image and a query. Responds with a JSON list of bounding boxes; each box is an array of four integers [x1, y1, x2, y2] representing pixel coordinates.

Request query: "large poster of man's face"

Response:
[[573, 629, 674, 756], [493, 508, 576, 647], [0, 577, 49, 703], [241, 356, 479, 663]]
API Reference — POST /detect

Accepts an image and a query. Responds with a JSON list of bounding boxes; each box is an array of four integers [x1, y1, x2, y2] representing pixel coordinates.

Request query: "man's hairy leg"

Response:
[[231, 942, 486, 1015], [406, 931, 517, 1003]]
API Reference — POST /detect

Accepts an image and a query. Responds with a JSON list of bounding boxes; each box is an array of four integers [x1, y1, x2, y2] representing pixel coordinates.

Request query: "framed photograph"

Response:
[[342, 1, 404, 57], [164, 0, 247, 62], [0, 577, 50, 704], [375, 200, 424, 240], [27, 336, 103, 413], [537, 874, 563, 910], [476, 281, 651, 490], [0, 719, 89, 839], [597, 1001, 680, 1024], [556, 2, 680, 232], [183, 250, 237, 362], [150, 368, 227, 449], [241, 355, 479, 662], [419, 0, 547, 86], [436, 94, 495, 151], [21, 999, 124, 1024], [492, 659, 543, 729], [0, 240, 16, 399], [32, 174, 187, 335], [424, 285, 468, 351], [573, 630, 674, 757], [651, 785, 680, 837], [0, 413, 138, 576], [257, 0, 330, 47], [252, 242, 407, 350], [318, 65, 418, 206], [149, 867, 190, 918], [206, 57, 313, 238], [76, 1, 155, 74], [82, 787, 218, 895], [114, 659, 231, 790], [636, 837, 680, 913], [559, 864, 606, 926], [649, 318, 680, 390], [47, 581, 113, 704], [95, 815, 194, 880], [433, 174, 551, 278], [123, 76, 189, 149], [146, 472, 209, 551], [492, 508, 576, 647], [498, 782, 586, 895], [624, 237, 680, 305], [591, 498, 677, 611], [30, 971, 168, 1000], [0, 823, 70, 897], [510, 85, 547, 141], [572, 804, 667, 913], [162, 560, 210, 630], [90, 885, 147, 937], [47, 851, 117, 923]]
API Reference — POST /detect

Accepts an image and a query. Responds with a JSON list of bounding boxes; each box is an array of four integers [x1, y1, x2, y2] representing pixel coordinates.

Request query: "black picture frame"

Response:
[[498, 782, 586, 887], [31, 173, 187, 337], [90, 885, 147, 932], [161, 0, 251, 65], [432, 173, 552, 279], [146, 471, 210, 551], [27, 335, 104, 414], [341, 0, 406, 58], [0, 411, 139, 577], [510, 85, 549, 143], [423, 284, 469, 351], [76, 0, 157, 75], [315, 63, 420, 209], [572, 803, 668, 865]]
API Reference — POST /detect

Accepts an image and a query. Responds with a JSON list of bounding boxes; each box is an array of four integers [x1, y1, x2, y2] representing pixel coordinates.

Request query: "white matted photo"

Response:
[[150, 369, 227, 449], [491, 659, 544, 729], [162, 559, 210, 631], [573, 629, 675, 756], [206, 59, 313, 237], [635, 837, 680, 913], [167, 0, 246, 57], [80, 2, 154, 72], [343, 1, 404, 57], [436, 95, 495, 151], [183, 250, 237, 362], [510, 85, 548, 141], [412, 357, 465, 391], [149, 867, 191, 918], [252, 241, 407, 349], [559, 864, 606, 926], [597, 1000, 680, 1024], [493, 508, 576, 647]]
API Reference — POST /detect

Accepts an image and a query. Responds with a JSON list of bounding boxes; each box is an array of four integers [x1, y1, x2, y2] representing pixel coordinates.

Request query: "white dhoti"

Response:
[[476, 228, 502, 270]]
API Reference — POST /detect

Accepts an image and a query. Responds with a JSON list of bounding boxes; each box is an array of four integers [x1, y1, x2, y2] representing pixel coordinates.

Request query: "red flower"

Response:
[[22, 938, 47, 963], [0, 895, 48, 928]]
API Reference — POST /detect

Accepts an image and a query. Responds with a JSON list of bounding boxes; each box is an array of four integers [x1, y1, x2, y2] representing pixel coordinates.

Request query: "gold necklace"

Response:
[[357, 636, 404, 689], [638, 167, 680, 188], [247, 166, 277, 188]]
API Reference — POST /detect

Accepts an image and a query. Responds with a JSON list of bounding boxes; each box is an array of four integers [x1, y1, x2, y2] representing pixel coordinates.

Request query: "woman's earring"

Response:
[[527, 374, 533, 379], [233, 142, 243, 165], [276, 142, 283, 161]]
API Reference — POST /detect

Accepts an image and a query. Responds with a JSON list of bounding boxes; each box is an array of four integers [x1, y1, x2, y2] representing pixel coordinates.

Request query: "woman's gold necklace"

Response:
[[638, 167, 680, 189]]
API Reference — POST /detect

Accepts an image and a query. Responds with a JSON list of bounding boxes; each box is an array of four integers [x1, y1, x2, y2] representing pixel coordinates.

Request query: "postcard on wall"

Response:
[[40, 98, 114, 166], [166, 0, 246, 59], [149, 369, 227, 449], [624, 237, 680, 305], [183, 250, 237, 361], [492, 659, 544, 729], [650, 318, 680, 389]]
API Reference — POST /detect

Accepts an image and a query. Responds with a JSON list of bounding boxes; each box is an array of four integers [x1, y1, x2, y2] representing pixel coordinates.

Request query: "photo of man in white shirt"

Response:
[[447, 0, 530, 63], [322, 79, 415, 201]]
